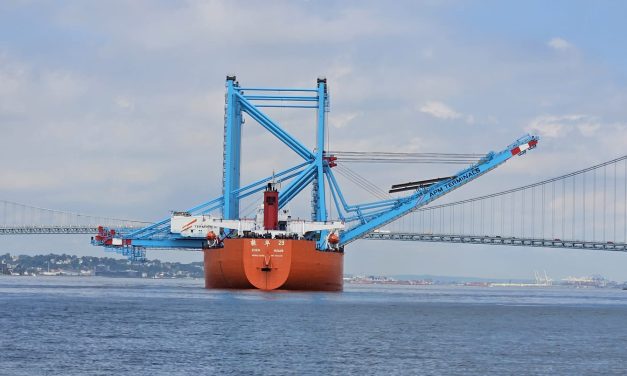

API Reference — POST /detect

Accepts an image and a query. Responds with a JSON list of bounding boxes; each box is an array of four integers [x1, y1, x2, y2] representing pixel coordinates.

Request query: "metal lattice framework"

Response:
[[106, 77, 538, 252]]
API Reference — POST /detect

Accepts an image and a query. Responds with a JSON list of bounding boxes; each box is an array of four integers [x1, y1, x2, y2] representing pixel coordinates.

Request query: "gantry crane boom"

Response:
[[335, 134, 539, 245]]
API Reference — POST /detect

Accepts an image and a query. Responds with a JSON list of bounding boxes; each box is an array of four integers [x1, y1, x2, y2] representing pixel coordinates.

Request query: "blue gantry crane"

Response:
[[93, 76, 539, 259]]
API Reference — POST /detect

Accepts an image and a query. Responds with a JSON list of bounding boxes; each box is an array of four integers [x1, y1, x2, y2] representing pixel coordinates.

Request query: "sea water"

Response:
[[1, 277, 627, 375]]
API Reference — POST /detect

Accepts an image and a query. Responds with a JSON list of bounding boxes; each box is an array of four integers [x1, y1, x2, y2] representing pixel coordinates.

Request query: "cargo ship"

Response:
[[92, 77, 539, 293], [170, 183, 345, 291]]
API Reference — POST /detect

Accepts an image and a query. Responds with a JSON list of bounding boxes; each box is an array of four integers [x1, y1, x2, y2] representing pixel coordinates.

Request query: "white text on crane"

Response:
[[429, 167, 481, 198]]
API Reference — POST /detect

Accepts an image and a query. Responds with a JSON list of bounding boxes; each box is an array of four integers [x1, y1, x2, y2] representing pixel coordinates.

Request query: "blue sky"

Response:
[[2, 0, 627, 280]]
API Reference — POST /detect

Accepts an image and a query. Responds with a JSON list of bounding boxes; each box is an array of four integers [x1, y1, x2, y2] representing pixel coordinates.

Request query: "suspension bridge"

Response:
[[0, 201, 148, 235], [2, 154, 627, 254], [367, 155, 627, 252]]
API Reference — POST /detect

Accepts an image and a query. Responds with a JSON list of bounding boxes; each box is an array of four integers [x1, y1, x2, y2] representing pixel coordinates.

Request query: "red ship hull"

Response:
[[203, 238, 343, 291]]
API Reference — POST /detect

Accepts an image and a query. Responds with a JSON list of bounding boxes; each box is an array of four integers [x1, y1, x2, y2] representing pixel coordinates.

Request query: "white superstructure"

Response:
[[170, 206, 344, 239]]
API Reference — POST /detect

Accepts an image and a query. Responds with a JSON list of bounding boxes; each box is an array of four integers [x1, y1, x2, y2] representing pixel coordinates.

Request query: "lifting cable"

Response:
[[334, 165, 390, 201], [335, 166, 388, 200], [327, 151, 483, 164]]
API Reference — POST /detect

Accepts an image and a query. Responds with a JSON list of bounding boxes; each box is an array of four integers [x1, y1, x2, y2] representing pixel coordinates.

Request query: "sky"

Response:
[[2, 0, 627, 280]]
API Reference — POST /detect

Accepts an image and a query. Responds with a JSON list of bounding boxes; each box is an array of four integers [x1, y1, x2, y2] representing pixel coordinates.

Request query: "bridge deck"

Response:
[[0, 226, 143, 235], [3, 226, 626, 253], [363, 232, 627, 252]]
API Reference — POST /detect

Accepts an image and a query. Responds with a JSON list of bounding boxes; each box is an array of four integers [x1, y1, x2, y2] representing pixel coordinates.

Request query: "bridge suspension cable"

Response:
[[368, 154, 627, 252]]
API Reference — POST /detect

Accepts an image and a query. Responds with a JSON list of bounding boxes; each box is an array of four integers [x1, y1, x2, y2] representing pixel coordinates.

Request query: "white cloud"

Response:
[[58, 2, 405, 52], [41, 71, 86, 101], [548, 37, 573, 51], [526, 114, 601, 138], [528, 119, 566, 137], [330, 111, 360, 128], [114, 96, 135, 110], [419, 101, 461, 120], [0, 54, 29, 114], [404, 137, 426, 152], [419, 101, 475, 123], [577, 122, 601, 137], [0, 54, 25, 94], [421, 48, 434, 59]]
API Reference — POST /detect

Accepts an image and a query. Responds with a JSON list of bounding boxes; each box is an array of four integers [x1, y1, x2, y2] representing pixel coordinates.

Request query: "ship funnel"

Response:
[[263, 183, 279, 230]]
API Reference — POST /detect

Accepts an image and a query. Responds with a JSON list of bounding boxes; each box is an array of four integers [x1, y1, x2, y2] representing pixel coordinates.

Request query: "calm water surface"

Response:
[[1, 277, 627, 375]]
